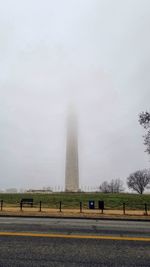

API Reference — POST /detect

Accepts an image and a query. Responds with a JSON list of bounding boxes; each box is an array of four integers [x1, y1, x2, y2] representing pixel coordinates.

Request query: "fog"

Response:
[[0, 0, 150, 190]]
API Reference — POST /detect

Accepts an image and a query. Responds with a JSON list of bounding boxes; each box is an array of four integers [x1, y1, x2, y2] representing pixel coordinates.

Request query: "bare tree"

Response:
[[99, 181, 110, 193], [99, 179, 124, 193], [139, 111, 150, 154], [109, 179, 124, 193], [127, 169, 150, 194]]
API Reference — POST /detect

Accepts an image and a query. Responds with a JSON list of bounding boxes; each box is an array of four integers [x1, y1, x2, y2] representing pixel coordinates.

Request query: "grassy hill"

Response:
[[0, 192, 150, 210]]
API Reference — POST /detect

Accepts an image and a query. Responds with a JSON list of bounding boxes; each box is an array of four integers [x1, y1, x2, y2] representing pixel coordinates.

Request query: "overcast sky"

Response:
[[0, 0, 150, 191]]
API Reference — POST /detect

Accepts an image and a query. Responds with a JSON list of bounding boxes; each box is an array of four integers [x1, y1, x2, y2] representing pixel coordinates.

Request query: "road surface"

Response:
[[0, 217, 150, 266]]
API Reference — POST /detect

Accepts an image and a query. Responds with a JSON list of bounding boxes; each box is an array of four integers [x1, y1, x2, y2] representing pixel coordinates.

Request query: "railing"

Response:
[[0, 199, 149, 216]]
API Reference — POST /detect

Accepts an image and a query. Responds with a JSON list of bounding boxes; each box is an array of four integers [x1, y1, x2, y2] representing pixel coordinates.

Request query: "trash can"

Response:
[[89, 200, 95, 209], [98, 200, 104, 210]]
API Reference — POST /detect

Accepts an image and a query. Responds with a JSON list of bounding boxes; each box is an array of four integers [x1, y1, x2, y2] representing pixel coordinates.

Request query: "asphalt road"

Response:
[[0, 217, 150, 266], [0, 217, 150, 237]]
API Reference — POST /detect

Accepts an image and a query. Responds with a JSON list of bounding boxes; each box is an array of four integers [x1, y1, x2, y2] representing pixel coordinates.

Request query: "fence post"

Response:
[[80, 202, 82, 213], [20, 200, 23, 211], [39, 201, 42, 212], [144, 203, 148, 216], [123, 203, 125, 215], [59, 201, 62, 212], [1, 200, 3, 211]]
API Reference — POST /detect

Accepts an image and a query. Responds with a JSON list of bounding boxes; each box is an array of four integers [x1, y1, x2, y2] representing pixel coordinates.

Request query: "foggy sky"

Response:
[[0, 0, 150, 190]]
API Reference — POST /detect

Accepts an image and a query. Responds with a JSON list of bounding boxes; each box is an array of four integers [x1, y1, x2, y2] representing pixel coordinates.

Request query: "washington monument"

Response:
[[65, 109, 79, 192]]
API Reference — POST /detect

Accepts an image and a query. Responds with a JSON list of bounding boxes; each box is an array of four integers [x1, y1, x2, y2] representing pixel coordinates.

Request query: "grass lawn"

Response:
[[0, 192, 150, 210]]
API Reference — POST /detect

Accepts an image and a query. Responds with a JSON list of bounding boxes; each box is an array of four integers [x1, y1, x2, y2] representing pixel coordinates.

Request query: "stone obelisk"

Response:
[[65, 109, 79, 192]]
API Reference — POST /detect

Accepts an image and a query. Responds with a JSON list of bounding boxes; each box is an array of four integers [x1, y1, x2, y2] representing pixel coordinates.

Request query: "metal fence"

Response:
[[0, 199, 149, 216]]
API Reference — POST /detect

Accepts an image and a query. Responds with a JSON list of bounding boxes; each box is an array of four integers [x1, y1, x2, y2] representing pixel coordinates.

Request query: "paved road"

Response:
[[0, 217, 150, 266], [0, 217, 150, 237]]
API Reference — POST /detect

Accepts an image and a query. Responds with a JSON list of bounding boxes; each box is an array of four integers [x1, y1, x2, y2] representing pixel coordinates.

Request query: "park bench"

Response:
[[20, 198, 33, 207]]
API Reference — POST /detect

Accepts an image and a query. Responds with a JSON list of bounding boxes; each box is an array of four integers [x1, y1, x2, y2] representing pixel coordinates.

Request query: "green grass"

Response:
[[0, 192, 150, 210]]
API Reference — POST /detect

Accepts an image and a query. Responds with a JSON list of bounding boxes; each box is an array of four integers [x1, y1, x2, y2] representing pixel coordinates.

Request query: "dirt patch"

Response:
[[0, 207, 149, 219]]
